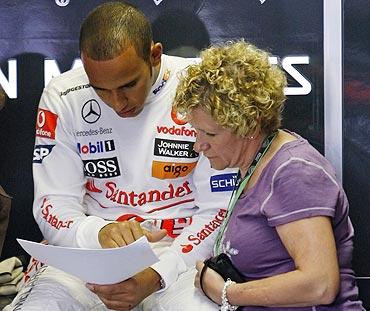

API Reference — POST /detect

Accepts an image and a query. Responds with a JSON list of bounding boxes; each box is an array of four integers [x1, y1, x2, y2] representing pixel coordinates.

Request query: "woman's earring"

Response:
[[249, 136, 254, 140]]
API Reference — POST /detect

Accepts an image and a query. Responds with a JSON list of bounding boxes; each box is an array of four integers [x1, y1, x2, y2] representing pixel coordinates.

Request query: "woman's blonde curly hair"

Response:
[[174, 39, 287, 137]]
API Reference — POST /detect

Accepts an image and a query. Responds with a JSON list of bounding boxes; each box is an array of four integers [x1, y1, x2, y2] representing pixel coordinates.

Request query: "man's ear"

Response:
[[150, 42, 163, 67]]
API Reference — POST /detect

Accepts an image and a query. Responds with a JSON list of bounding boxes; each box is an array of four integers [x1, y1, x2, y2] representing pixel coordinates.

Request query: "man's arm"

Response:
[[33, 85, 110, 248]]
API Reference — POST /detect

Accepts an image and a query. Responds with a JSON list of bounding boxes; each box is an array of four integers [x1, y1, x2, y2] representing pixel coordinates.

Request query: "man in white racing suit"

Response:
[[5, 2, 236, 311]]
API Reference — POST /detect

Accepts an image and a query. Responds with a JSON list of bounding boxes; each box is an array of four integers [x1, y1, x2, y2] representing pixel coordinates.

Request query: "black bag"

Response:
[[203, 253, 246, 283]]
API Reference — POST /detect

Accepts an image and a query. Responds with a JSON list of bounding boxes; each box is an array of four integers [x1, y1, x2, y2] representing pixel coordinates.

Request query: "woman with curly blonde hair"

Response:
[[173, 40, 363, 310]]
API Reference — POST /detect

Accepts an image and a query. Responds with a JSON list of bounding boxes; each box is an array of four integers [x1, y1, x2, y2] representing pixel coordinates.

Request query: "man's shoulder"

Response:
[[46, 66, 90, 93], [162, 54, 199, 71]]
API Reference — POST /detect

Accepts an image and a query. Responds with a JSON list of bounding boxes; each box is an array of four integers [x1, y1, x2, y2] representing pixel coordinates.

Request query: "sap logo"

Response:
[[82, 157, 121, 179], [36, 109, 58, 139], [210, 173, 238, 192], [154, 138, 198, 159], [33, 145, 55, 163], [152, 161, 197, 179], [77, 140, 115, 154]]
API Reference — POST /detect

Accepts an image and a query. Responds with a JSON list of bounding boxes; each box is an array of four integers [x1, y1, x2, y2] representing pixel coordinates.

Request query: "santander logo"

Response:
[[181, 209, 227, 253]]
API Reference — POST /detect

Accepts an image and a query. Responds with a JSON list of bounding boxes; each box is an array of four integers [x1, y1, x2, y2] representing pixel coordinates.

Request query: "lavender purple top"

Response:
[[222, 133, 363, 310]]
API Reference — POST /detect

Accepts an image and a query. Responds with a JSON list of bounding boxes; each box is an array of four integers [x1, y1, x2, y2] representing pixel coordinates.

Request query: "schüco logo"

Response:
[[181, 209, 227, 253], [152, 161, 197, 179]]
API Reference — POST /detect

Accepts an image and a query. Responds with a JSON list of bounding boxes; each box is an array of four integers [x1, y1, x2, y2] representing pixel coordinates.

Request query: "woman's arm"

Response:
[[197, 216, 340, 307]]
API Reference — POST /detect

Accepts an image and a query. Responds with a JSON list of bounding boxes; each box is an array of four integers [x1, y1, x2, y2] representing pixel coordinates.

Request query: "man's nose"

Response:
[[110, 91, 128, 112]]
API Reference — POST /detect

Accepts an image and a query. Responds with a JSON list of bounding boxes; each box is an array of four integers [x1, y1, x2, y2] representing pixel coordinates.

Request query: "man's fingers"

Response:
[[144, 229, 167, 242], [129, 220, 145, 241]]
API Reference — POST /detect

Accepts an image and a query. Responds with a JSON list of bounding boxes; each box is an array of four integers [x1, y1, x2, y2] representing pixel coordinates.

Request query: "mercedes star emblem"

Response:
[[81, 99, 101, 124]]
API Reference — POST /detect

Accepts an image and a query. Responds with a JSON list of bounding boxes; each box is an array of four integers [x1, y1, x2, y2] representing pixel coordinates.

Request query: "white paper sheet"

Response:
[[17, 236, 159, 285]]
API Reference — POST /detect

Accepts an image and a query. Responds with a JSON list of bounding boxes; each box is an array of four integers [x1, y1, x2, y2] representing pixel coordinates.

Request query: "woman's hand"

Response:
[[195, 260, 225, 305]]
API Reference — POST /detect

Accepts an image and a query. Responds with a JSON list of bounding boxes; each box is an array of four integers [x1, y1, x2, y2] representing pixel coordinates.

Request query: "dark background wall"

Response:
[[0, 0, 367, 307], [343, 0, 370, 304]]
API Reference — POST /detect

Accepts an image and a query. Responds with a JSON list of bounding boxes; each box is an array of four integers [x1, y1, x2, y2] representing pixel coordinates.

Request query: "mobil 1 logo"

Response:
[[77, 139, 115, 154], [82, 157, 121, 178]]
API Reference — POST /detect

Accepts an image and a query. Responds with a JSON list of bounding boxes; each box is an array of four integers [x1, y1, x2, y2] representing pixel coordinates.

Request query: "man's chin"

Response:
[[116, 108, 143, 118]]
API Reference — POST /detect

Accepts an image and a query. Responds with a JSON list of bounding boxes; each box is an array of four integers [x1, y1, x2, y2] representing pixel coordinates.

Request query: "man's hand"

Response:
[[87, 267, 162, 310], [98, 220, 167, 248]]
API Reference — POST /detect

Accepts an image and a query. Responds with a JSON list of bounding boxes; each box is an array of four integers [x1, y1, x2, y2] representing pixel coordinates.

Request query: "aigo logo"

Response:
[[152, 161, 197, 179]]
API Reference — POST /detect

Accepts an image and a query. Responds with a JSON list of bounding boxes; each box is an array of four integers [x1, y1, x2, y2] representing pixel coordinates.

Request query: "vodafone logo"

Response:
[[35, 108, 58, 139], [171, 106, 187, 125], [37, 111, 46, 127], [157, 125, 196, 137]]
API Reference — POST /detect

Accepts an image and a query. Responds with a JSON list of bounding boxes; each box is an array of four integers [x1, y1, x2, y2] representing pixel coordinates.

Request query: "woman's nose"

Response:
[[194, 139, 210, 153]]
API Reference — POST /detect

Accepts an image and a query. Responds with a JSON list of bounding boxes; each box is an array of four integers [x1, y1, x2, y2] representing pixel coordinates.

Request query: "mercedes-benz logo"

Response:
[[81, 99, 101, 124]]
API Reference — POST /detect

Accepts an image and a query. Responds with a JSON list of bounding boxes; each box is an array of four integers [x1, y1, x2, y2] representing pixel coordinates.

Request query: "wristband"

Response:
[[221, 278, 238, 311]]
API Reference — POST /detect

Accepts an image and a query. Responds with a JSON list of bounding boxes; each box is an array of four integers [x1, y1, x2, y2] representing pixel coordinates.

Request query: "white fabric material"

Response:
[[18, 54, 236, 309], [4, 251, 218, 311]]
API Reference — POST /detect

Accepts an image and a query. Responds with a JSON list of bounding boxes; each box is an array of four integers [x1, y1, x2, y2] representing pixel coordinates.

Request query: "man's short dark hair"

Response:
[[79, 1, 153, 63]]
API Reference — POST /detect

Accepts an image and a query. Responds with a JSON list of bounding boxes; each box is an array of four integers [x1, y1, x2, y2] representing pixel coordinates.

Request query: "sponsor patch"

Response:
[[156, 125, 196, 137], [153, 69, 170, 94], [77, 139, 115, 154], [210, 173, 238, 192], [33, 144, 55, 163], [154, 138, 198, 159], [181, 209, 227, 253], [83, 157, 121, 178], [105, 180, 193, 208], [40, 198, 74, 230], [152, 160, 197, 179], [171, 106, 187, 125], [81, 99, 101, 124], [75, 127, 113, 137], [36, 108, 58, 139]]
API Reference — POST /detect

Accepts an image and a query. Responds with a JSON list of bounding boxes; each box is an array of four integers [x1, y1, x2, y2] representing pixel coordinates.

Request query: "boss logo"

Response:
[[33, 145, 55, 163], [152, 161, 197, 179], [82, 157, 121, 178]]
